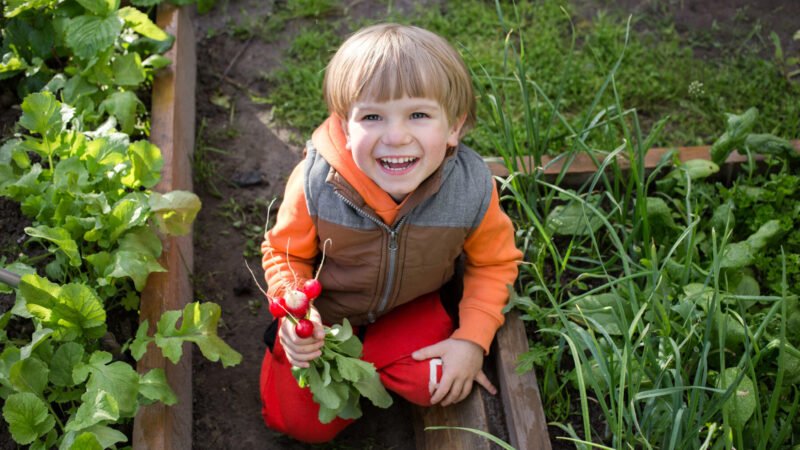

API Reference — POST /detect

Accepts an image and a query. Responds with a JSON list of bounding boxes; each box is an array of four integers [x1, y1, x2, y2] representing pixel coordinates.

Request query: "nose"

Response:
[[381, 120, 412, 147]]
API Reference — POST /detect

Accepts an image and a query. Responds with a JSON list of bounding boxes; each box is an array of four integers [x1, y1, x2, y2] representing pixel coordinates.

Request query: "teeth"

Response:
[[380, 157, 417, 164]]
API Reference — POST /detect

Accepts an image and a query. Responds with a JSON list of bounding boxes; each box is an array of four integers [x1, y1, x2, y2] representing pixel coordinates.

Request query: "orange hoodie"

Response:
[[262, 116, 521, 352]]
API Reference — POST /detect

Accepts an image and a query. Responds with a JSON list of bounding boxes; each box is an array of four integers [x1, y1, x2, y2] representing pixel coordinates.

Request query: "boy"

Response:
[[260, 23, 522, 443]]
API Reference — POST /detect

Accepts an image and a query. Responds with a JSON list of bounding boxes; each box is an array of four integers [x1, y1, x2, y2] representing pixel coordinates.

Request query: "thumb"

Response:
[[412, 342, 444, 361], [309, 307, 325, 340], [313, 321, 325, 340]]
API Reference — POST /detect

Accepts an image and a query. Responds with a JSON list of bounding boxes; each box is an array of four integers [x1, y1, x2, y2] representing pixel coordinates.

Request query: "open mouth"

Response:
[[378, 157, 419, 173]]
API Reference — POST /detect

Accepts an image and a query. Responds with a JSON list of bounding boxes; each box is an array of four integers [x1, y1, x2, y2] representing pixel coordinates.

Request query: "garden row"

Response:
[[478, 22, 800, 445], [0, 2, 239, 449]]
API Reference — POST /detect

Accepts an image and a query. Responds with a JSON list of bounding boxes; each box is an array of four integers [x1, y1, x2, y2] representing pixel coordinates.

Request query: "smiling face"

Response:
[[342, 97, 465, 201]]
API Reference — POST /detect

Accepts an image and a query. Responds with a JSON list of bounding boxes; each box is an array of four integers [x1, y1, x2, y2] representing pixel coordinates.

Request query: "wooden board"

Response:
[[132, 4, 197, 450], [413, 310, 551, 449], [413, 388, 492, 450], [486, 140, 800, 182], [494, 310, 551, 450]]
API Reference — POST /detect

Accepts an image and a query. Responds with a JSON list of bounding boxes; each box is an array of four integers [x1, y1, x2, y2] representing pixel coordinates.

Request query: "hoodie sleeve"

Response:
[[451, 182, 522, 353], [261, 162, 318, 298]]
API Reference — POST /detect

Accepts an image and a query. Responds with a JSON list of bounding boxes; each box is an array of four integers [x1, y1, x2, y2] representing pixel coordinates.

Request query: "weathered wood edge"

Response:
[[132, 4, 196, 450], [412, 311, 551, 449], [494, 310, 551, 450], [486, 140, 800, 182], [412, 387, 493, 450]]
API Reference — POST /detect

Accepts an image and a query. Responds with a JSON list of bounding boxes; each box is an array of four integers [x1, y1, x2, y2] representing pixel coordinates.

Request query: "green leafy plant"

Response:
[[0, 91, 241, 448], [1, 0, 174, 134], [292, 319, 393, 424]]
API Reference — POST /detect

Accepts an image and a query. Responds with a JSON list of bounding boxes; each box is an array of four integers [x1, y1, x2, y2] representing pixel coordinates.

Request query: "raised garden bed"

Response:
[[132, 4, 196, 450]]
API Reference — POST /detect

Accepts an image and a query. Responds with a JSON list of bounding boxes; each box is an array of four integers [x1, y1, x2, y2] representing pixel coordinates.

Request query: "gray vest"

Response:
[[303, 143, 494, 325]]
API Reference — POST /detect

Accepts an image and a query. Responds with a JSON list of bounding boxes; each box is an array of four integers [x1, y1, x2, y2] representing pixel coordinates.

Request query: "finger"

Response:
[[457, 379, 474, 404], [475, 370, 497, 395], [308, 308, 325, 340], [283, 338, 324, 359], [280, 325, 323, 349], [441, 379, 466, 407], [412, 342, 443, 361], [284, 347, 321, 368], [430, 375, 454, 405]]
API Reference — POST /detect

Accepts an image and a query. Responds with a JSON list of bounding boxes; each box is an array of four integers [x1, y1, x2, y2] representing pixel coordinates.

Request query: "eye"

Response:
[[361, 114, 381, 121], [410, 112, 429, 119]]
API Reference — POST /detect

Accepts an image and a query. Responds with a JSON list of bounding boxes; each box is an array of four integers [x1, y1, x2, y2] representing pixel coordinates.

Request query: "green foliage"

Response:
[[131, 302, 242, 367], [0, 0, 238, 446], [262, 24, 339, 138], [0, 90, 236, 447], [488, 13, 800, 442], [0, 0, 176, 134], [291, 319, 392, 424], [262, 0, 799, 151]]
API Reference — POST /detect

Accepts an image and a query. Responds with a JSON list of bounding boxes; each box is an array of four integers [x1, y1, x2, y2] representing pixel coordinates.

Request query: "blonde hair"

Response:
[[323, 23, 476, 133]]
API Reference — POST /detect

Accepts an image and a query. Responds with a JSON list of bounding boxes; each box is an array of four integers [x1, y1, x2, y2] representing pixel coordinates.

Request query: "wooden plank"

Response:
[[486, 140, 800, 180], [413, 311, 552, 449], [132, 4, 196, 450], [495, 310, 551, 450], [413, 388, 492, 450]]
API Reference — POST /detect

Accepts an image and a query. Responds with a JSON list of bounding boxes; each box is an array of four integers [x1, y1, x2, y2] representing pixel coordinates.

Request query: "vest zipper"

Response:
[[334, 192, 406, 322]]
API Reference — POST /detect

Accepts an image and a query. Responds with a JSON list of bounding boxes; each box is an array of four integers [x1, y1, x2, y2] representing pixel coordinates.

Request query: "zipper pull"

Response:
[[389, 230, 398, 250]]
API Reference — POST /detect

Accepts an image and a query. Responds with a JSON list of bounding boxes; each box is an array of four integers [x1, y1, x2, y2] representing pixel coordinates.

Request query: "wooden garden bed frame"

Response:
[[486, 141, 800, 182], [132, 4, 196, 450], [129, 5, 799, 449]]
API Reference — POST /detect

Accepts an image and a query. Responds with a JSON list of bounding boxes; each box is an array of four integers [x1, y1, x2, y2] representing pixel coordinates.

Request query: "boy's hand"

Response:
[[411, 338, 497, 406], [278, 306, 325, 368]]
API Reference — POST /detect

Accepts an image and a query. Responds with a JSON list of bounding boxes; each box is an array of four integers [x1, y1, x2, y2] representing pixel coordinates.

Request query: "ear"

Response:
[[339, 116, 352, 150], [447, 114, 468, 148]]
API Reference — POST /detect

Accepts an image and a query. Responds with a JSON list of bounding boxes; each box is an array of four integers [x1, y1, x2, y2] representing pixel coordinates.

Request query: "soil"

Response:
[[0, 0, 797, 449]]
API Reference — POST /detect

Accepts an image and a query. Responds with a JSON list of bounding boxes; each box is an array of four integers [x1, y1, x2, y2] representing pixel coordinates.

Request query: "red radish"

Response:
[[295, 319, 314, 338], [268, 297, 287, 318], [284, 289, 309, 317], [303, 279, 322, 300]]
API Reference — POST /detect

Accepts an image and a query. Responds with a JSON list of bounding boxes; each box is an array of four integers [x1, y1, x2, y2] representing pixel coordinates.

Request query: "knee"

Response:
[[380, 359, 438, 407]]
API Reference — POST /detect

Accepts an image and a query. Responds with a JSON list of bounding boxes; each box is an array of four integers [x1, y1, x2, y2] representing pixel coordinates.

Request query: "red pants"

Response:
[[259, 292, 452, 443]]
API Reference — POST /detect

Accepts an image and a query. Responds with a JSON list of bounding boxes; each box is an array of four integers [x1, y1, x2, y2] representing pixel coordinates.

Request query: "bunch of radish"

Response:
[[268, 278, 322, 338], [248, 233, 392, 423], [257, 219, 329, 338]]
